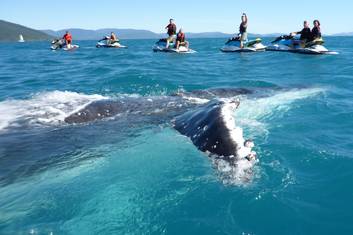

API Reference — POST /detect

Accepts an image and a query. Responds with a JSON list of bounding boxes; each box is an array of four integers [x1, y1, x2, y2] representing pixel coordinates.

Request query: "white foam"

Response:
[[212, 157, 258, 185], [0, 91, 107, 132], [214, 88, 325, 184], [237, 88, 325, 121], [182, 96, 210, 104], [233, 87, 325, 136]]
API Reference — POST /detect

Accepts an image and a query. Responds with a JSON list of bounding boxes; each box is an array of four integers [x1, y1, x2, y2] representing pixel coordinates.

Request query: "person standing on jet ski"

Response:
[[165, 19, 177, 48], [239, 13, 248, 48], [175, 28, 189, 50], [291, 21, 312, 43], [63, 31, 72, 49]]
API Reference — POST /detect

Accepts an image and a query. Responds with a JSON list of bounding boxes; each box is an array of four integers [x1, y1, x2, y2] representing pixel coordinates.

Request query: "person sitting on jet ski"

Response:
[[291, 21, 312, 44], [311, 20, 322, 40], [108, 32, 119, 45], [239, 13, 248, 48], [175, 28, 189, 50], [62, 31, 72, 49], [165, 19, 177, 48]]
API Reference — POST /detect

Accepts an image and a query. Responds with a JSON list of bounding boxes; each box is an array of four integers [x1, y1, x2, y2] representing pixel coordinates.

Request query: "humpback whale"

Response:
[[173, 100, 256, 164], [65, 88, 253, 124], [64, 88, 256, 164]]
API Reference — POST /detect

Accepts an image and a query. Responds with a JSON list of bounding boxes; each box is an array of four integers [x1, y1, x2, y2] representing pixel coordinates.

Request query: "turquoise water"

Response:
[[0, 38, 353, 234]]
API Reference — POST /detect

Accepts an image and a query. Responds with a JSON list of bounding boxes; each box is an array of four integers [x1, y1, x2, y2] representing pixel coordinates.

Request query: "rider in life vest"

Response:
[[175, 28, 189, 50], [62, 31, 72, 49]]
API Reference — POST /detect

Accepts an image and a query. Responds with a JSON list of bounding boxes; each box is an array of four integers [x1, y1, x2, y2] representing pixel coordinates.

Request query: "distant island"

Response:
[[42, 29, 282, 40], [1, 19, 352, 42], [0, 20, 51, 41]]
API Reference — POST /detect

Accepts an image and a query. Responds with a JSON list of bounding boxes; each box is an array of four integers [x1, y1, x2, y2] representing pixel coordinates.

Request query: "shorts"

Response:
[[167, 35, 176, 42], [240, 32, 248, 42], [178, 41, 187, 46]]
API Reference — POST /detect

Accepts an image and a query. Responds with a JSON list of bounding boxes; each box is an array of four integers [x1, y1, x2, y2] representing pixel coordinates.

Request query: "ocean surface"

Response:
[[0, 37, 352, 235]]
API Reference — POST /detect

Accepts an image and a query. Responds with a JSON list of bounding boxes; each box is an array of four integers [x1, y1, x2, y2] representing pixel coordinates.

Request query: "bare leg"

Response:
[[166, 37, 171, 48], [66, 41, 71, 49], [176, 41, 180, 49]]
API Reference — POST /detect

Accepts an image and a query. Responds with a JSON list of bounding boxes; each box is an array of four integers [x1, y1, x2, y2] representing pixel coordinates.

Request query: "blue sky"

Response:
[[1, 0, 352, 34]]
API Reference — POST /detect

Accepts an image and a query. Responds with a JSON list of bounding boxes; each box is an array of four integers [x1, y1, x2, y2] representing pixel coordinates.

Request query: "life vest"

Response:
[[63, 33, 72, 41], [177, 33, 185, 42]]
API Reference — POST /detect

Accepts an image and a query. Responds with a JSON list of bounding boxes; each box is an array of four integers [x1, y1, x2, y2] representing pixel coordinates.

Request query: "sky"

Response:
[[1, 0, 352, 34]]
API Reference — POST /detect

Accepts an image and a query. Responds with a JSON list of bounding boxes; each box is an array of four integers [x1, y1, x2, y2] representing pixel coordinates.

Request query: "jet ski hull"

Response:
[[221, 38, 266, 53], [153, 46, 196, 53], [152, 39, 196, 53], [63, 45, 79, 51], [267, 36, 338, 55], [51, 39, 79, 51], [220, 47, 260, 53], [51, 45, 79, 51], [96, 42, 127, 48]]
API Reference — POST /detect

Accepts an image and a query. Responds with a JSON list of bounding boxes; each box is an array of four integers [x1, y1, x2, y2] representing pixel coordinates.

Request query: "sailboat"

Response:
[[18, 34, 25, 43]]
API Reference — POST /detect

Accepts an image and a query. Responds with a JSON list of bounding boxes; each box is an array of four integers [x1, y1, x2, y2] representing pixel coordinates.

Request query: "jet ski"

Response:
[[267, 35, 338, 55], [51, 39, 79, 51], [152, 39, 196, 53], [220, 37, 266, 52], [96, 37, 127, 48]]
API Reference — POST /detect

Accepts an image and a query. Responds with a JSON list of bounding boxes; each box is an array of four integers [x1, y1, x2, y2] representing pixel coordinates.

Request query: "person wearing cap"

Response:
[[239, 13, 248, 48], [175, 28, 189, 50], [165, 18, 177, 48]]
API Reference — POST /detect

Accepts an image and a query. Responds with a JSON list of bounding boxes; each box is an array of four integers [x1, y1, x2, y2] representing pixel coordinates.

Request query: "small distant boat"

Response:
[[18, 34, 25, 43]]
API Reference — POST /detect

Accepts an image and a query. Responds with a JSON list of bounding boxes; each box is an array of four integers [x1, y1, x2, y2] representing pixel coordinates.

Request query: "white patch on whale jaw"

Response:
[[214, 99, 258, 185]]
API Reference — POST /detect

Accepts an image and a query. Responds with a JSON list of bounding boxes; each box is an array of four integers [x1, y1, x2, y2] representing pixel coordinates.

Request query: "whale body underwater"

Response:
[[64, 88, 257, 165]]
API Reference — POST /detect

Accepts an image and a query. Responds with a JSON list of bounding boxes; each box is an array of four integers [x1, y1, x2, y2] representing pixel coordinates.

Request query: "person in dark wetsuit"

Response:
[[292, 21, 312, 42], [239, 13, 248, 48], [175, 28, 189, 50], [311, 20, 322, 41], [165, 19, 177, 48]]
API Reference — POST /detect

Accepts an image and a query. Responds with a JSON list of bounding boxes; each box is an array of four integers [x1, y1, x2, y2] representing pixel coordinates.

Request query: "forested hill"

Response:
[[0, 20, 52, 41]]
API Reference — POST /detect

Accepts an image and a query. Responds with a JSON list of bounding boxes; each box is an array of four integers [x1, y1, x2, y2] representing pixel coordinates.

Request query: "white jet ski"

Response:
[[152, 39, 196, 53], [96, 37, 127, 48], [267, 35, 338, 55], [51, 39, 79, 51], [221, 37, 266, 52]]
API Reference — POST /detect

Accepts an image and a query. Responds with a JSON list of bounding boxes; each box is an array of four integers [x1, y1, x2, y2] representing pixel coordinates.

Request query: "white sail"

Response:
[[18, 34, 25, 42]]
